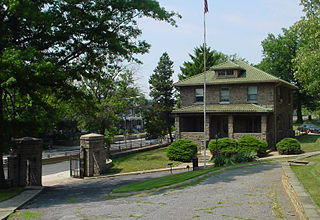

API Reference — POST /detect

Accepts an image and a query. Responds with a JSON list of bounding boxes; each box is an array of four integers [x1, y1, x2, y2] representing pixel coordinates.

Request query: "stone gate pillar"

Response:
[[80, 133, 107, 177], [8, 137, 42, 187]]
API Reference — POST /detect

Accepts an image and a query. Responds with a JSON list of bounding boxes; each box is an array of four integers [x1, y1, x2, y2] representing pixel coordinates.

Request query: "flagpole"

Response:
[[203, 1, 207, 169]]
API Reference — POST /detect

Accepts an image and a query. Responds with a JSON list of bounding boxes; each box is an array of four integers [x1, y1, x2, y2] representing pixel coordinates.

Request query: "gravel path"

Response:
[[11, 164, 298, 220]]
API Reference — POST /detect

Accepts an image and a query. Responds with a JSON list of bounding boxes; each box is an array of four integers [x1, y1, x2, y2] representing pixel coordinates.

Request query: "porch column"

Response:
[[228, 115, 233, 139], [261, 115, 267, 141], [175, 116, 181, 139]]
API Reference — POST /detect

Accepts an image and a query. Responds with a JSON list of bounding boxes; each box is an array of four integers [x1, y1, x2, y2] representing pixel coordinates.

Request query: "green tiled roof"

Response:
[[175, 60, 298, 89], [173, 103, 273, 114], [211, 60, 245, 70]]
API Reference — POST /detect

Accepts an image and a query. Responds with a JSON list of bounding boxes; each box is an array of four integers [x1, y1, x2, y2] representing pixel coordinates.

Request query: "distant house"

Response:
[[173, 60, 297, 149]]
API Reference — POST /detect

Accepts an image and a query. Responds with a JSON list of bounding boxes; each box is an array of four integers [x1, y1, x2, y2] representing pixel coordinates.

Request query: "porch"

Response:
[[175, 114, 269, 151]]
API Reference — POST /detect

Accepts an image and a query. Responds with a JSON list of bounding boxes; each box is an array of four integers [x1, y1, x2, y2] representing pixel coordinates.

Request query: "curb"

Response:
[[83, 164, 214, 180], [109, 162, 260, 197], [0, 186, 44, 220], [282, 164, 320, 220]]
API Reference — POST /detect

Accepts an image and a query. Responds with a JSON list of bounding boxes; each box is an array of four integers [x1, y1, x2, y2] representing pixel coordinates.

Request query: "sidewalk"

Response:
[[0, 186, 43, 220]]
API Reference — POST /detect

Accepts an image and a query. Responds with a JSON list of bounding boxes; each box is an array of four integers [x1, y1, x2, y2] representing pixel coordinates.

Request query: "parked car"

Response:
[[297, 122, 320, 133]]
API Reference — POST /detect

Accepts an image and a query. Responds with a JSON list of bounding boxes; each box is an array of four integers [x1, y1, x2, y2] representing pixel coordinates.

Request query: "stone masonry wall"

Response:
[[180, 83, 274, 107]]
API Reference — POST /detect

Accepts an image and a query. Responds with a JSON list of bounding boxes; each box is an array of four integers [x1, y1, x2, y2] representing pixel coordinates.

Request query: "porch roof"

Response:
[[173, 104, 273, 114]]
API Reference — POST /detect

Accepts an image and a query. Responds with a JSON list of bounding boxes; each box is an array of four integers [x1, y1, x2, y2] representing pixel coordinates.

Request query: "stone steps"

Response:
[[197, 150, 212, 163]]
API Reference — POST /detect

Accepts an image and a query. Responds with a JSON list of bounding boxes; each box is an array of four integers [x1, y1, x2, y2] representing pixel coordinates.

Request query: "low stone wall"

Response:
[[282, 164, 320, 220], [233, 133, 265, 141], [180, 132, 207, 150]]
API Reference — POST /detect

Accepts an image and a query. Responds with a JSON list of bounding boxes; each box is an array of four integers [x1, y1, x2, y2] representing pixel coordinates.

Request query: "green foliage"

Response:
[[208, 138, 237, 157], [178, 45, 229, 80], [238, 136, 268, 157], [276, 138, 302, 155], [258, 26, 319, 123], [147, 52, 175, 140], [230, 152, 257, 163], [166, 139, 197, 162], [213, 155, 227, 167], [294, 0, 320, 95]]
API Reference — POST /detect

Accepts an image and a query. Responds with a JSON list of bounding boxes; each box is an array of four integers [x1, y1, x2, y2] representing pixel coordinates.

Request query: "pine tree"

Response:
[[148, 52, 175, 142]]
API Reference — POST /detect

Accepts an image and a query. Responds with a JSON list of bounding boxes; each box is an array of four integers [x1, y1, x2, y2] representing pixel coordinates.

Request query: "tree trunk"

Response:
[[166, 112, 173, 143], [0, 88, 8, 188], [296, 92, 303, 124]]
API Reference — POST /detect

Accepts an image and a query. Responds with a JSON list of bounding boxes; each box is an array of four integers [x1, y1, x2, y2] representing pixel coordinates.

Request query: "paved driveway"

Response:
[[12, 164, 297, 220]]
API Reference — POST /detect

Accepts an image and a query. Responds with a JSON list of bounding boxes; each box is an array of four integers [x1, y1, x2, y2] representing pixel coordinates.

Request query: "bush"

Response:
[[231, 152, 257, 163], [213, 155, 227, 167], [167, 139, 197, 162], [276, 138, 302, 155], [208, 138, 237, 157], [238, 136, 268, 157]]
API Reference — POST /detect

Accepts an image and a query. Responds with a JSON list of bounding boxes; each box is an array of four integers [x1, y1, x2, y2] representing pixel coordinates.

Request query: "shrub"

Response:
[[213, 155, 227, 167], [238, 136, 268, 157], [167, 139, 197, 162], [208, 138, 237, 157], [276, 138, 302, 155], [231, 152, 257, 163]]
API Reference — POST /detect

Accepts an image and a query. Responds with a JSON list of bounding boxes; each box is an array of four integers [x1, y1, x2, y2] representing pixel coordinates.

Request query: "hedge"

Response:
[[238, 136, 268, 157], [276, 138, 302, 155], [167, 139, 197, 162], [208, 138, 237, 157]]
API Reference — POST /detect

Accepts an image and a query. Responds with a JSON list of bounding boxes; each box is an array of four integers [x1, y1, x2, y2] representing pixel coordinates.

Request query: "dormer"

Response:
[[211, 60, 245, 78]]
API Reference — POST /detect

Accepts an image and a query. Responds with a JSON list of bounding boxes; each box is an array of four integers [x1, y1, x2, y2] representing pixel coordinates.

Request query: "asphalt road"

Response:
[[42, 161, 70, 176], [14, 163, 298, 220]]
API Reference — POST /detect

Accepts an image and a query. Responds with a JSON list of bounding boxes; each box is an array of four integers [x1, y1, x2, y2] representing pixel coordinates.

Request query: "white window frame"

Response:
[[220, 88, 230, 103], [247, 86, 258, 103], [195, 88, 204, 103]]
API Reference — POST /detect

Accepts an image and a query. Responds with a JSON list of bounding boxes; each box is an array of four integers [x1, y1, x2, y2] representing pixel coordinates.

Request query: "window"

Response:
[[180, 116, 204, 132], [248, 86, 257, 102], [195, 88, 204, 102], [234, 116, 261, 133], [226, 70, 234, 75], [217, 70, 234, 76], [220, 88, 230, 103], [277, 87, 283, 103]]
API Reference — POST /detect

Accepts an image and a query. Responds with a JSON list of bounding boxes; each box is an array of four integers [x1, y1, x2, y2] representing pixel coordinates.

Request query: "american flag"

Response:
[[204, 0, 208, 14]]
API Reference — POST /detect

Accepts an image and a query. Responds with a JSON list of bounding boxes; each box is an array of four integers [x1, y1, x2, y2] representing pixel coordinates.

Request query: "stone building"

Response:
[[173, 60, 297, 150]]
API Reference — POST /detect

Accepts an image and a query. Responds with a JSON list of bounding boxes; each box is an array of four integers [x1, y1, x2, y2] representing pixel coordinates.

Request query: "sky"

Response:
[[133, 0, 305, 97]]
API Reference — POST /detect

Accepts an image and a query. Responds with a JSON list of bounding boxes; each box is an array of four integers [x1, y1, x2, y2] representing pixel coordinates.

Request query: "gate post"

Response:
[[8, 137, 42, 186], [80, 133, 107, 177]]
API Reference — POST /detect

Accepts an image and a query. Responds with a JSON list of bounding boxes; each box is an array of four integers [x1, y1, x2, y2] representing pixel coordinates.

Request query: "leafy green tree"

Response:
[[294, 0, 320, 95], [147, 52, 175, 142], [0, 0, 179, 188], [258, 27, 313, 123], [178, 45, 229, 80]]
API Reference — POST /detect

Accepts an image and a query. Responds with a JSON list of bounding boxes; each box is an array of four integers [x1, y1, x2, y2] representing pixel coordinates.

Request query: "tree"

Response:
[[178, 45, 229, 80], [0, 0, 179, 188], [258, 27, 317, 123], [147, 52, 175, 142], [293, 0, 320, 95]]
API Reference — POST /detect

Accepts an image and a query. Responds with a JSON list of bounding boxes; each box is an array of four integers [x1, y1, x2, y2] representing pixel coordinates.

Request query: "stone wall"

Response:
[[180, 83, 274, 107], [274, 85, 295, 143], [180, 132, 208, 152], [233, 133, 265, 141]]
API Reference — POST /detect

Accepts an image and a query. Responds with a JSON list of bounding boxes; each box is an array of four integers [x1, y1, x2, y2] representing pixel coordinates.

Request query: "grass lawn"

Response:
[[291, 154, 320, 209], [112, 162, 260, 194], [297, 135, 320, 153], [105, 147, 180, 174], [0, 187, 24, 202], [112, 166, 222, 193]]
